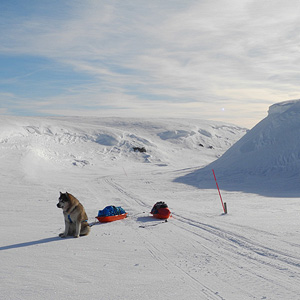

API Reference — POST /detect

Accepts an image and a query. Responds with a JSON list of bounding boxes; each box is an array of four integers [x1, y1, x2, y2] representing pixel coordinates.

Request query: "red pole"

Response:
[[212, 169, 226, 214]]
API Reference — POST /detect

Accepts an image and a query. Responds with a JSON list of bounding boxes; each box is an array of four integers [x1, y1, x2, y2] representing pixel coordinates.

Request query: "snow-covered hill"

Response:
[[177, 99, 300, 197], [2, 112, 300, 300], [0, 116, 246, 182]]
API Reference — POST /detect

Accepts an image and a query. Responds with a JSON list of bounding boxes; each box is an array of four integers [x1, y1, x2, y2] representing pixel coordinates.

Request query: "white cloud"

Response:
[[1, 0, 300, 128]]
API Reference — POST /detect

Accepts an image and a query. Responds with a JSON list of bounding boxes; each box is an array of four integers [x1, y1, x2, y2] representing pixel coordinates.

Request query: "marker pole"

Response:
[[212, 169, 226, 214]]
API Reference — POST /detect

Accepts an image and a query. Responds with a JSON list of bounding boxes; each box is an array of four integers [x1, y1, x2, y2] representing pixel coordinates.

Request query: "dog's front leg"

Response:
[[74, 222, 81, 238], [59, 220, 70, 238]]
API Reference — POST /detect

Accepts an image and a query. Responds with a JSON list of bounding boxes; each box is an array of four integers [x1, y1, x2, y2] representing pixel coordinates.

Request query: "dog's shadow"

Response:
[[0, 236, 64, 251]]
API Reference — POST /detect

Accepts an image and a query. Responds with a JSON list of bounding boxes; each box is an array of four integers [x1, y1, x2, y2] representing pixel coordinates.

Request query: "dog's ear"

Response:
[[60, 191, 62, 196], [66, 192, 71, 200]]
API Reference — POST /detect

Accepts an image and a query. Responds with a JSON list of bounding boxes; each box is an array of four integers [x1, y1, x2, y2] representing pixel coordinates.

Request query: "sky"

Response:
[[1, 0, 300, 128]]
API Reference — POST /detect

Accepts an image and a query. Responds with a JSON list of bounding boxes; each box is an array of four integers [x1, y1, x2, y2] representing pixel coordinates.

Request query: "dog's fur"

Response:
[[57, 192, 90, 238]]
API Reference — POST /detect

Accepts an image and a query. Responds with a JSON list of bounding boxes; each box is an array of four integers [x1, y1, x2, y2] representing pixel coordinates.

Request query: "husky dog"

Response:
[[57, 192, 90, 238]]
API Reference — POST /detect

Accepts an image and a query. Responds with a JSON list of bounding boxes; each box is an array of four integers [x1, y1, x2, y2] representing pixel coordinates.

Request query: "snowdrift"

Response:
[[176, 100, 300, 196]]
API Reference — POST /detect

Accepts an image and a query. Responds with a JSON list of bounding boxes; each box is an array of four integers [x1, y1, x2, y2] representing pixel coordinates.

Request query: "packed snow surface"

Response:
[[1, 111, 300, 300]]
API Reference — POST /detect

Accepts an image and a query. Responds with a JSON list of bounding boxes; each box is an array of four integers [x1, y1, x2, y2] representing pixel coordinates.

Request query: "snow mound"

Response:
[[176, 100, 300, 196]]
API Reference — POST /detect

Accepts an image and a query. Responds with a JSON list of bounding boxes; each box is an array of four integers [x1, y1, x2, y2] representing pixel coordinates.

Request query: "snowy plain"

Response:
[[1, 101, 300, 300]]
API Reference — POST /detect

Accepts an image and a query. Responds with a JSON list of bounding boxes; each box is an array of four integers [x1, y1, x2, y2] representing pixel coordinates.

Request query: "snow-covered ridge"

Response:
[[177, 100, 300, 196]]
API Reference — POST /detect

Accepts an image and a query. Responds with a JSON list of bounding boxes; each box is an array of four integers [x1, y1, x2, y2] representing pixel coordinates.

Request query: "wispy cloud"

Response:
[[1, 0, 300, 128]]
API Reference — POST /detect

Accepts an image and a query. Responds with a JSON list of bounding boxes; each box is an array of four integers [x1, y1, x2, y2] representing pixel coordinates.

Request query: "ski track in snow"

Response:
[[173, 215, 300, 292]]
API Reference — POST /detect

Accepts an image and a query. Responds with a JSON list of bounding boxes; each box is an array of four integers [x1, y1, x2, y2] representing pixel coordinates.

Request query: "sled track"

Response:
[[103, 177, 151, 210], [174, 214, 300, 271], [143, 238, 226, 300]]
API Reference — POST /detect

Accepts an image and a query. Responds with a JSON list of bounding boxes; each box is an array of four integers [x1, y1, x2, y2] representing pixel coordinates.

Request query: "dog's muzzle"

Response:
[[57, 202, 62, 208]]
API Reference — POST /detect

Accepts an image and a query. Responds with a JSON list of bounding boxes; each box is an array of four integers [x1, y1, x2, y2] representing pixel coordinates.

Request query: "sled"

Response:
[[151, 207, 171, 220], [96, 213, 128, 223]]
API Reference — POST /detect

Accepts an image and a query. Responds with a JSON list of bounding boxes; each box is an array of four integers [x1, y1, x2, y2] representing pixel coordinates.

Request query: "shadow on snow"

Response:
[[0, 236, 65, 251], [174, 167, 300, 198]]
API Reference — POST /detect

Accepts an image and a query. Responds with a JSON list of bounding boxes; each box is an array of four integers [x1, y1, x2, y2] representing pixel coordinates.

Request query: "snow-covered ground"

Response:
[[1, 103, 300, 300]]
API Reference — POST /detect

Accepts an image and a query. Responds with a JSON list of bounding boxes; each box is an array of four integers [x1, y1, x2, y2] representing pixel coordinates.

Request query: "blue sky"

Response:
[[1, 0, 300, 128]]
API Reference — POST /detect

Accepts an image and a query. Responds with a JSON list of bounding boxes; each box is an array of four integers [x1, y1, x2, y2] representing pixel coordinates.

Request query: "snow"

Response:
[[1, 106, 300, 300], [268, 99, 300, 115]]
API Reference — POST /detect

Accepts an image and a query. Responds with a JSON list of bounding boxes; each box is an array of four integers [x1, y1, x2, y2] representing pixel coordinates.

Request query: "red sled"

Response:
[[151, 207, 171, 220], [96, 213, 128, 223]]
